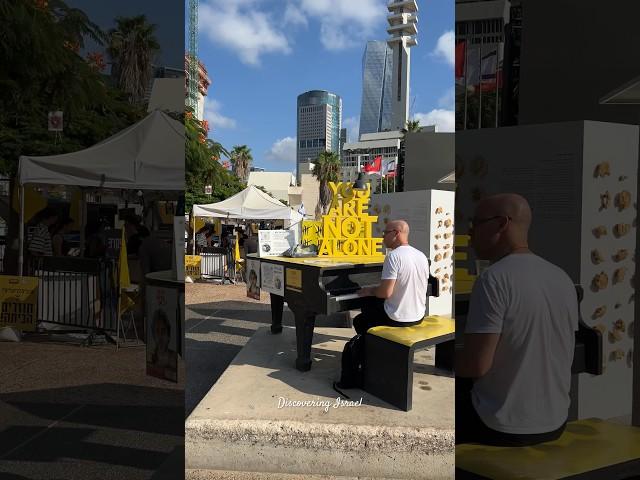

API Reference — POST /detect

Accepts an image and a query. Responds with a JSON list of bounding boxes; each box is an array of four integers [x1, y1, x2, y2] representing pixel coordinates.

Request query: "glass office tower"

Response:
[[359, 41, 393, 137]]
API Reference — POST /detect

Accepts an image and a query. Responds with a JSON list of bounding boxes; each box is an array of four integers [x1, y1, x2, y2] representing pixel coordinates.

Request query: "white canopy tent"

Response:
[[17, 110, 185, 275], [191, 185, 303, 254], [193, 185, 302, 221]]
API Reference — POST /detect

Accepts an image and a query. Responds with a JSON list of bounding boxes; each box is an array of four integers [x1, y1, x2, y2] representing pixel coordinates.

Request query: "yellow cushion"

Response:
[[368, 315, 455, 347], [456, 419, 640, 480]]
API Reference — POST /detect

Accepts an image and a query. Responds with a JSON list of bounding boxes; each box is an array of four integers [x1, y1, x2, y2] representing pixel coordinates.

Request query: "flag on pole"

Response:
[[480, 47, 501, 92], [363, 156, 382, 175], [455, 41, 466, 79]]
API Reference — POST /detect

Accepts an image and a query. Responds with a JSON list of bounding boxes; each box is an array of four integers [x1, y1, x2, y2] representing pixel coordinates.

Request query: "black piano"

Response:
[[252, 254, 442, 372], [253, 255, 385, 371]]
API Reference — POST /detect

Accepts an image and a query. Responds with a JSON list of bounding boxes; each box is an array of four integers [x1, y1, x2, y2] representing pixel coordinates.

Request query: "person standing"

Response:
[[27, 207, 58, 257]]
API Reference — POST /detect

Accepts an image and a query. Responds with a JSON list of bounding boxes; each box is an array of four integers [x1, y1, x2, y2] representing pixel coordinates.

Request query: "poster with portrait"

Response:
[[246, 259, 261, 300], [146, 285, 178, 382], [260, 262, 284, 296]]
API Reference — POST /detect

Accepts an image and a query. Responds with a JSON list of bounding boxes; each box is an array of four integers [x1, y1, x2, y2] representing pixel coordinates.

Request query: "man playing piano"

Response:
[[354, 219, 430, 332], [455, 193, 578, 446]]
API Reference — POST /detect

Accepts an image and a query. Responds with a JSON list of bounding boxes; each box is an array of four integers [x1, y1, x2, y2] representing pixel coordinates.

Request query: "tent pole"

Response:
[[192, 210, 196, 255], [79, 189, 86, 256], [18, 184, 24, 276]]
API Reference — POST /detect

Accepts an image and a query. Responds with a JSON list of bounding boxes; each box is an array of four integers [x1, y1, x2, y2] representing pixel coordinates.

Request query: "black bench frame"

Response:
[[364, 329, 454, 411]]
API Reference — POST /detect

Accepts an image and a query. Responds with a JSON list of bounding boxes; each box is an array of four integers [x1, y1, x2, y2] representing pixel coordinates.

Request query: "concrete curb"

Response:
[[186, 419, 454, 455], [186, 469, 402, 479]]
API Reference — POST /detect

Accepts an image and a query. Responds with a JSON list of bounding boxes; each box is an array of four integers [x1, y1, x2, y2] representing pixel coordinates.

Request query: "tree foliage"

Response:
[[311, 151, 341, 217], [107, 15, 160, 104], [0, 0, 146, 177], [230, 145, 252, 184]]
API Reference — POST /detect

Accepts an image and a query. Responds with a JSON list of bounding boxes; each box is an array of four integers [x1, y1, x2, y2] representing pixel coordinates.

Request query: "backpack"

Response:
[[334, 334, 365, 396]]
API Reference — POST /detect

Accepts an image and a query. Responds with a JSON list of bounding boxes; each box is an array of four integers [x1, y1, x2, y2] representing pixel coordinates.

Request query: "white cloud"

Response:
[[413, 109, 455, 133], [203, 99, 237, 130], [432, 30, 455, 67], [343, 116, 360, 142], [266, 136, 297, 165], [299, 0, 386, 50], [284, 3, 308, 27], [200, 1, 291, 66], [437, 87, 455, 110]]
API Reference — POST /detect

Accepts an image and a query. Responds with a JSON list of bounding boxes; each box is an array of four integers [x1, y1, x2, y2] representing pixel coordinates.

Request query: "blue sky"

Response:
[[198, 0, 454, 173]]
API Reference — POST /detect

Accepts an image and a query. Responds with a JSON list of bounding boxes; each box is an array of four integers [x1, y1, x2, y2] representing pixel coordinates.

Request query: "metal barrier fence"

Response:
[[199, 246, 234, 282], [26, 256, 120, 331]]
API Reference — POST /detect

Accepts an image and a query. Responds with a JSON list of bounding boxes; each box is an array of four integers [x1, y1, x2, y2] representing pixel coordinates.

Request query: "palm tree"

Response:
[[405, 119, 421, 133], [107, 15, 160, 104], [311, 151, 341, 217], [230, 145, 253, 184], [395, 119, 421, 191]]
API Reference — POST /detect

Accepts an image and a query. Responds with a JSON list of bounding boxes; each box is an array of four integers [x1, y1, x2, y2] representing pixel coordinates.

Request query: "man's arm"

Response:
[[455, 333, 500, 378], [357, 279, 396, 299]]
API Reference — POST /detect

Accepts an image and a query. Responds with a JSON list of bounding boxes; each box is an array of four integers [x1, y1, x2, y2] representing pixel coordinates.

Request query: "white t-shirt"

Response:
[[466, 253, 578, 434], [380, 245, 429, 322]]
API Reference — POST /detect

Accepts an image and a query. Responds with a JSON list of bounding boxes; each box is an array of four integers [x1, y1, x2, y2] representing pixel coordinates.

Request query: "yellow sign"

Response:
[[185, 255, 201, 280], [286, 268, 302, 291], [318, 182, 384, 257], [301, 220, 322, 247], [0, 276, 39, 331]]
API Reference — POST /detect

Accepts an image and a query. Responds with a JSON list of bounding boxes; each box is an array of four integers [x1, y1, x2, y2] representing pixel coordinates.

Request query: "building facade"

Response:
[[359, 41, 394, 137], [455, 0, 522, 130], [184, 55, 211, 120], [296, 90, 342, 184]]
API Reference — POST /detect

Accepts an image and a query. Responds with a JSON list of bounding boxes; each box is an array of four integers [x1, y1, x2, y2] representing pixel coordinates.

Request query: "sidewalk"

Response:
[[185, 283, 454, 479], [0, 336, 184, 480]]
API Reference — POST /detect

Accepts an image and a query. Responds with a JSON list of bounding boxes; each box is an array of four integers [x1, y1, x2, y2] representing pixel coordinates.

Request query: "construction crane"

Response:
[[187, 0, 199, 112]]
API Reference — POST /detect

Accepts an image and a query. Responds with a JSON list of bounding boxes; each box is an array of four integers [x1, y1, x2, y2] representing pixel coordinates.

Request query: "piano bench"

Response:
[[363, 315, 455, 412], [456, 418, 640, 479]]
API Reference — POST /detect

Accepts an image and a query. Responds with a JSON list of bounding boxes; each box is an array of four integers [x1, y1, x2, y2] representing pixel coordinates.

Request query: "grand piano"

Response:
[[251, 254, 440, 372]]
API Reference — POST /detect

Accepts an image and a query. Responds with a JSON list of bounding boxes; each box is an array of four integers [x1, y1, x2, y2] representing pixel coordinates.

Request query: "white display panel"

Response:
[[456, 120, 638, 420]]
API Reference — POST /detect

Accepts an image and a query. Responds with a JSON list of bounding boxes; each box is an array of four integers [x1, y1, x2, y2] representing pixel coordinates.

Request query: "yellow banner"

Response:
[[185, 255, 201, 280], [0, 276, 39, 331]]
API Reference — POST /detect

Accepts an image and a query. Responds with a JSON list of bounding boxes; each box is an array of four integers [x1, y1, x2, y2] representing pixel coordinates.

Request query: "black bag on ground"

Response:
[[335, 333, 365, 391]]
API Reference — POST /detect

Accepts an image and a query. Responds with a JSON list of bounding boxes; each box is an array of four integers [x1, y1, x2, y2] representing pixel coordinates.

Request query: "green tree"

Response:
[[0, 0, 146, 274], [230, 145, 252, 184], [107, 15, 160, 104], [311, 151, 341, 217], [404, 119, 421, 133]]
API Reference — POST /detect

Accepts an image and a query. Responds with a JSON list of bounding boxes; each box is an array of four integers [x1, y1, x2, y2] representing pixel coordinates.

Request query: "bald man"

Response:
[[354, 219, 430, 334], [456, 194, 578, 446]]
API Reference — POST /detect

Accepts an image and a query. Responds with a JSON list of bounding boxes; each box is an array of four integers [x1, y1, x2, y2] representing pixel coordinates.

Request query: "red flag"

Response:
[[363, 156, 382, 174], [455, 41, 465, 79]]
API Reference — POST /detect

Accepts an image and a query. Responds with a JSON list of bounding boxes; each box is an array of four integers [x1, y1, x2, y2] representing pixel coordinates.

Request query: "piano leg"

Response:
[[270, 293, 284, 334], [290, 304, 316, 372]]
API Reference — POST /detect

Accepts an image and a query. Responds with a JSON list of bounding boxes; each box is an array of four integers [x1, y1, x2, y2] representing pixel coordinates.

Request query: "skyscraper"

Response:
[[359, 41, 394, 137], [296, 90, 342, 183], [387, 0, 418, 130]]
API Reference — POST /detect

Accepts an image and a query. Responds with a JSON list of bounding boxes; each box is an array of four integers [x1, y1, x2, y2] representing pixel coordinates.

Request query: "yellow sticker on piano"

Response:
[[286, 268, 303, 291]]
